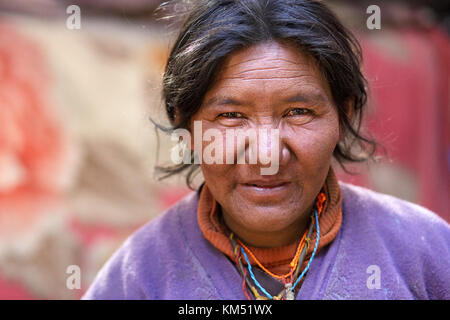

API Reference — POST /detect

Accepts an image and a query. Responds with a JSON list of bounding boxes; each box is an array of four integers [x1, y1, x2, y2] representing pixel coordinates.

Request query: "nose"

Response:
[[241, 126, 289, 175]]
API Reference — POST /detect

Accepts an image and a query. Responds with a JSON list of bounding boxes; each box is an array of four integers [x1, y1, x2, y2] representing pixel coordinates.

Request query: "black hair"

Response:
[[154, 0, 377, 188]]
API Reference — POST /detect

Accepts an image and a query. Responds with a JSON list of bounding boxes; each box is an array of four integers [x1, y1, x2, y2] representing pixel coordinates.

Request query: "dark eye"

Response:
[[217, 112, 243, 119], [285, 108, 312, 117]]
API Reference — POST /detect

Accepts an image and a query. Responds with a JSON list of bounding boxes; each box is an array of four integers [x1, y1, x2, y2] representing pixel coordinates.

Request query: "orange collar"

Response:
[[198, 167, 343, 275]]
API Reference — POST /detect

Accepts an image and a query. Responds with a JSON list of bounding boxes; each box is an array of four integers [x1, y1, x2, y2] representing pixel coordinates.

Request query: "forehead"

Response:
[[222, 42, 311, 72], [210, 41, 331, 98]]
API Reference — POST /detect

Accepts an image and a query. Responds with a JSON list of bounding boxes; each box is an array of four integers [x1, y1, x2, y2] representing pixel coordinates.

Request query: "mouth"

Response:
[[242, 178, 290, 188], [243, 182, 288, 189], [238, 180, 292, 200]]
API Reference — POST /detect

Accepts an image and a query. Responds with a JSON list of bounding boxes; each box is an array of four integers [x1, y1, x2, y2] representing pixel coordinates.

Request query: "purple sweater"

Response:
[[82, 182, 450, 299]]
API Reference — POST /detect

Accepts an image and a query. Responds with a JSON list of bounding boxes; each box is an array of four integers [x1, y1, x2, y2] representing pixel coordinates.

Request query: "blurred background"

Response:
[[0, 0, 448, 299]]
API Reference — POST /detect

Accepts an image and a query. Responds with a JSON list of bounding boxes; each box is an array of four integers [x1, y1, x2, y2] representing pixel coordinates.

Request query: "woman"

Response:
[[83, 0, 450, 300]]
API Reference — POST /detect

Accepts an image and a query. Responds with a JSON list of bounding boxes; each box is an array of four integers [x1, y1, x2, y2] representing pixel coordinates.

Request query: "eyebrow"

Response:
[[285, 91, 328, 103], [284, 94, 310, 103], [203, 96, 243, 108], [203, 91, 326, 108]]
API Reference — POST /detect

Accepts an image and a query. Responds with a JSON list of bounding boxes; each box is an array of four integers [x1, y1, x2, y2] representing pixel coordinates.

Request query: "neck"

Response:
[[221, 205, 313, 248]]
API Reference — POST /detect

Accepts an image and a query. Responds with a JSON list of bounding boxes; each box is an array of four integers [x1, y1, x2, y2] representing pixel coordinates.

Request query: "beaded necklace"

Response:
[[229, 192, 326, 300]]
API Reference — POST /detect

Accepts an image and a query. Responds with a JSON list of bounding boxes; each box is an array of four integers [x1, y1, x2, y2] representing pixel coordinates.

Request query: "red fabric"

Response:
[[354, 27, 449, 222], [0, 21, 67, 299], [0, 273, 34, 300], [0, 22, 67, 236]]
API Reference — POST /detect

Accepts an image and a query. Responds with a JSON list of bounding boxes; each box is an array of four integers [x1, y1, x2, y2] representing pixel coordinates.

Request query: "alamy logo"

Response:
[[170, 120, 280, 175], [366, 265, 381, 289], [66, 5, 81, 30], [366, 5, 381, 30], [66, 265, 81, 290]]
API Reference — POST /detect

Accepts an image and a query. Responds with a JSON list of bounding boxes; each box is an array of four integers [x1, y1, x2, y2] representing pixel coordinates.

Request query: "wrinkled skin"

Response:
[[190, 41, 340, 247]]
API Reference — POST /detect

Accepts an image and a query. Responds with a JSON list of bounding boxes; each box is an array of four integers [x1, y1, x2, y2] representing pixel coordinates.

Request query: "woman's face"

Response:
[[190, 41, 340, 247]]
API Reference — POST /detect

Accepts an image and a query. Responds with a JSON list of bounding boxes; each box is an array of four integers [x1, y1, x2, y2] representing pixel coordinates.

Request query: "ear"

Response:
[[339, 98, 354, 140], [190, 132, 195, 151], [188, 118, 198, 151]]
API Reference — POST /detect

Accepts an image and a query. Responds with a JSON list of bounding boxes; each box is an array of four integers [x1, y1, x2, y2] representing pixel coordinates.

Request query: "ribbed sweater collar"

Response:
[[198, 167, 343, 274]]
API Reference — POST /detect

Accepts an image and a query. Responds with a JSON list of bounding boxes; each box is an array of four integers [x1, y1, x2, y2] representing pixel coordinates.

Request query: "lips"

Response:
[[244, 182, 288, 188], [238, 179, 292, 201], [242, 179, 289, 188]]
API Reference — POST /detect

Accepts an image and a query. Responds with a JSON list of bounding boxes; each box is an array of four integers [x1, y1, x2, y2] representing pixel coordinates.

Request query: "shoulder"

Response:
[[336, 182, 450, 299], [82, 191, 200, 300], [126, 190, 200, 255], [339, 181, 449, 235]]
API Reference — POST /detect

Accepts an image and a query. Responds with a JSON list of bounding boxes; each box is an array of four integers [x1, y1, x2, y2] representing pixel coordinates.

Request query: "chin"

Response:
[[236, 203, 301, 231]]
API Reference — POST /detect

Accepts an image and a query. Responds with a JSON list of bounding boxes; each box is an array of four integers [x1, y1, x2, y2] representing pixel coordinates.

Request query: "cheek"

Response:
[[193, 119, 244, 167], [288, 120, 340, 169], [197, 124, 236, 191], [199, 162, 235, 209]]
